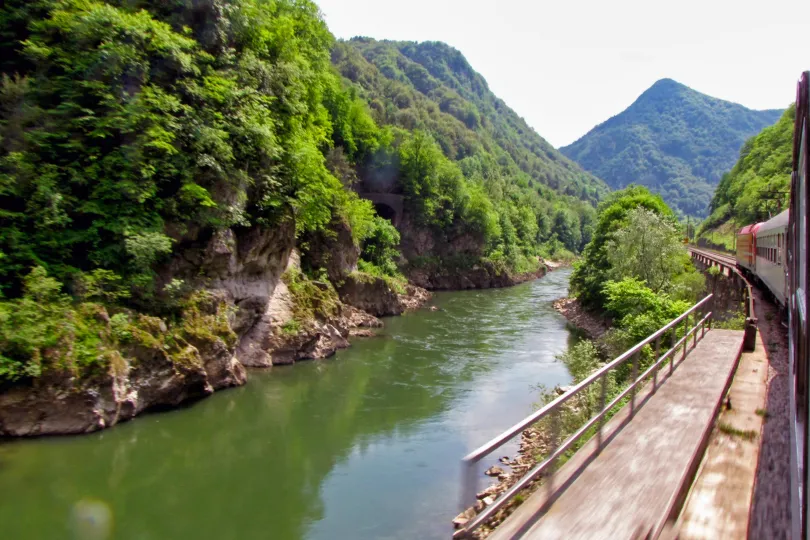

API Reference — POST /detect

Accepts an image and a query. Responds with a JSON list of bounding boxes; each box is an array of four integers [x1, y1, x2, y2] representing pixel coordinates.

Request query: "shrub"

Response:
[[360, 216, 401, 277], [282, 268, 340, 326], [0, 267, 109, 382]]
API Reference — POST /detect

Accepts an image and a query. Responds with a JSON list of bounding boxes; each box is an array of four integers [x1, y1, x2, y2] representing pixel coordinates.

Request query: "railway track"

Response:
[[688, 247, 737, 268]]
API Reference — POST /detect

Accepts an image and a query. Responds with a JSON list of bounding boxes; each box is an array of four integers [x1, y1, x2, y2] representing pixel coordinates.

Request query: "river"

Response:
[[0, 269, 576, 540]]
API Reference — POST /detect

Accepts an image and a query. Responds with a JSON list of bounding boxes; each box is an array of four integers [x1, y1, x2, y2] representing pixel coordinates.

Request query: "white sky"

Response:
[[316, 0, 809, 148]]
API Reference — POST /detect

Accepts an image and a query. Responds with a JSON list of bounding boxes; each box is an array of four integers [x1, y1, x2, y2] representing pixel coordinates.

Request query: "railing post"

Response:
[[630, 351, 639, 416], [597, 373, 607, 449], [461, 460, 478, 511], [670, 326, 677, 375], [693, 314, 698, 348], [701, 302, 707, 340], [682, 316, 689, 362], [653, 336, 661, 391], [547, 408, 560, 497]]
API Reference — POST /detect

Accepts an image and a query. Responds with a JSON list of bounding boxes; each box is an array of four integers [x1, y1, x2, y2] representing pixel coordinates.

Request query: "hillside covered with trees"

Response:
[[698, 105, 795, 245], [332, 38, 606, 258], [561, 79, 783, 218], [0, 0, 606, 431]]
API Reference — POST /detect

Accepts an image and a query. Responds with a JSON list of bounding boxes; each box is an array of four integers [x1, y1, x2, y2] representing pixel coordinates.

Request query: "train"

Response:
[[789, 70, 810, 540], [736, 210, 789, 306], [733, 71, 808, 538], [728, 71, 808, 537]]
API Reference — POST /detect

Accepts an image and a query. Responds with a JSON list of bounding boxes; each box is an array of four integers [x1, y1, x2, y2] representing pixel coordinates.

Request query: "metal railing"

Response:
[[688, 248, 754, 318], [455, 294, 714, 538], [688, 248, 757, 351]]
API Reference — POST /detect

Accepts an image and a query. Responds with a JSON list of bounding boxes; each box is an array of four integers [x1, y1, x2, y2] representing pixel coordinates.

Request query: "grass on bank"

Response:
[[696, 220, 737, 253]]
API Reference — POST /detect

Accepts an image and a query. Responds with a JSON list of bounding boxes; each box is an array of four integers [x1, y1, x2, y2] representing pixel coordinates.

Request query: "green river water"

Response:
[[0, 269, 576, 540]]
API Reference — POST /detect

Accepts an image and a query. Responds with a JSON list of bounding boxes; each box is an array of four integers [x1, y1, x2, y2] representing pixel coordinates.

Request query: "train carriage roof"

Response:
[[738, 223, 762, 235], [757, 210, 790, 234]]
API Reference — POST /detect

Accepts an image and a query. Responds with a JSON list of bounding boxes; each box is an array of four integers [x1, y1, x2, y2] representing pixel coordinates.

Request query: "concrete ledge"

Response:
[[488, 330, 745, 540]]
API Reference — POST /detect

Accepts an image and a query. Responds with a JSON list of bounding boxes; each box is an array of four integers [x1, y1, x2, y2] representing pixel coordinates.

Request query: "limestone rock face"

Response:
[[338, 273, 403, 317]]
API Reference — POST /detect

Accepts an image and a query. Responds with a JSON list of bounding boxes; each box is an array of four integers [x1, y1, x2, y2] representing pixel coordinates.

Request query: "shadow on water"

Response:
[[0, 269, 575, 540]]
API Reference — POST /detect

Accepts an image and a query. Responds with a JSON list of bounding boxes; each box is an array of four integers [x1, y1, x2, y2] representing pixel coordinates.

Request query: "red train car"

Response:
[[736, 222, 761, 273]]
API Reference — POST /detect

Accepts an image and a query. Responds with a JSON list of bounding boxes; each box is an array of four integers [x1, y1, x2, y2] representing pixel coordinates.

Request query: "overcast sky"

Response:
[[316, 0, 809, 148]]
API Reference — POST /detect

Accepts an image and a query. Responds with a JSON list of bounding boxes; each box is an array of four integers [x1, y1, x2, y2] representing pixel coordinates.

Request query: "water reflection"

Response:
[[0, 269, 574, 540]]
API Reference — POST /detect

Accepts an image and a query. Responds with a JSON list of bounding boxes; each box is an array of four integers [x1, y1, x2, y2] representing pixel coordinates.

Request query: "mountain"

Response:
[[560, 79, 784, 217], [333, 38, 608, 205]]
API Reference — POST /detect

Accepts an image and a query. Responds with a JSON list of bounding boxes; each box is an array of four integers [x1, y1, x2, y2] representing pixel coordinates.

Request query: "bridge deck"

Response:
[[489, 329, 745, 540]]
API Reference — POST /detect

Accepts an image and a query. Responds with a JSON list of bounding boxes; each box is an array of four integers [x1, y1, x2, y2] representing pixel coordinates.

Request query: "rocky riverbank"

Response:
[[407, 260, 548, 291], [0, 282, 430, 438], [552, 297, 611, 339], [0, 228, 558, 438], [453, 389, 591, 537], [0, 221, 432, 437]]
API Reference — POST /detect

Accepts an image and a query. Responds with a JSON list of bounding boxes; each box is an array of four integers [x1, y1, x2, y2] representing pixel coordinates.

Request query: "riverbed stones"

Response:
[[452, 507, 476, 529], [485, 466, 504, 477]]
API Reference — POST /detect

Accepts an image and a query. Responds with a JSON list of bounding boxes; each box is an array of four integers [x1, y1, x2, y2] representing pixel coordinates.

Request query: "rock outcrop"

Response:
[[0, 318, 246, 437], [0, 218, 430, 437]]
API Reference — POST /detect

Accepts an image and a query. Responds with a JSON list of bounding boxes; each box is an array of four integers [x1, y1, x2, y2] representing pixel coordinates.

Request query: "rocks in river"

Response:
[[499, 456, 510, 464], [477, 485, 500, 500], [349, 328, 377, 338], [555, 385, 573, 396], [485, 465, 504, 477], [337, 273, 431, 317], [452, 507, 476, 529]]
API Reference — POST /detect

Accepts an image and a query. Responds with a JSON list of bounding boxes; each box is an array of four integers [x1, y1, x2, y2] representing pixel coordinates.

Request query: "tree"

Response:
[[607, 208, 689, 292], [570, 186, 674, 307]]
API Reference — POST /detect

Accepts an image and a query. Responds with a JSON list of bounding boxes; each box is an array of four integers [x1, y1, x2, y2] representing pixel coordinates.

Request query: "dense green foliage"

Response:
[[332, 38, 602, 258], [602, 278, 691, 347], [359, 216, 401, 277], [607, 208, 698, 296], [571, 186, 676, 307], [0, 0, 369, 298], [0, 1, 607, 384], [561, 79, 783, 217], [700, 105, 795, 235], [570, 185, 705, 367]]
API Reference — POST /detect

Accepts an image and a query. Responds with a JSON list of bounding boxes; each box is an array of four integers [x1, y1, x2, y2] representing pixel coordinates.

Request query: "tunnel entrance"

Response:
[[359, 193, 403, 227], [374, 203, 397, 223]]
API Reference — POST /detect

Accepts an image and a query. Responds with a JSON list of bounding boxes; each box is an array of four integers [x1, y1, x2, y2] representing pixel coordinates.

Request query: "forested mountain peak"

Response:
[[561, 78, 784, 217]]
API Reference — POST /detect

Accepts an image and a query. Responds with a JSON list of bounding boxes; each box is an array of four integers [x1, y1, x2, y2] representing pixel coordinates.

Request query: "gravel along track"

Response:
[[749, 287, 791, 538]]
